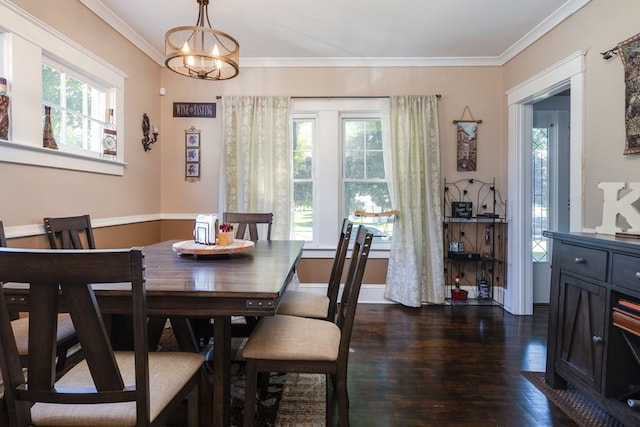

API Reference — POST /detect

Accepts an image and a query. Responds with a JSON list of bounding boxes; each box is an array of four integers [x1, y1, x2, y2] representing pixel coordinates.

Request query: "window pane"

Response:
[[366, 151, 385, 179], [42, 65, 61, 105], [345, 120, 364, 150], [65, 75, 84, 114], [292, 118, 314, 241], [293, 182, 313, 241], [66, 111, 85, 149], [365, 120, 382, 150], [345, 150, 364, 179], [293, 120, 312, 180]]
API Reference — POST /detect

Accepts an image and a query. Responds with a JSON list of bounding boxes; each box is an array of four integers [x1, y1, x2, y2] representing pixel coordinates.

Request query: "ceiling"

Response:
[[81, 0, 591, 67]]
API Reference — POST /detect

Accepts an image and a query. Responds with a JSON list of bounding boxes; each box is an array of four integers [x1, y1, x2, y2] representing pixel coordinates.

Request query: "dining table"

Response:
[[3, 239, 305, 427]]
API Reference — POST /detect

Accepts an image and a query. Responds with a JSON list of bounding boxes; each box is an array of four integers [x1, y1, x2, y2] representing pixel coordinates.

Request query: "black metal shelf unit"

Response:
[[443, 178, 507, 306]]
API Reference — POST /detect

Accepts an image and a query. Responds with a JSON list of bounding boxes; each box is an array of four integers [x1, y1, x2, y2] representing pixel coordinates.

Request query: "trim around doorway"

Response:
[[505, 51, 586, 315]]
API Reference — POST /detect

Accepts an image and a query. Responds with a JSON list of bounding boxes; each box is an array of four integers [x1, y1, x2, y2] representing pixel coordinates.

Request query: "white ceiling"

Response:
[[81, 0, 591, 67]]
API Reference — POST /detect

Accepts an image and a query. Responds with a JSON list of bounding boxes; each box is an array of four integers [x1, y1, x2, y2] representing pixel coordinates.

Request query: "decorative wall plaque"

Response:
[[173, 102, 216, 118]]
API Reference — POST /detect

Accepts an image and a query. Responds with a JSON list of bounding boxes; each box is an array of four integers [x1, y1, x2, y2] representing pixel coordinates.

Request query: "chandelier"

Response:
[[165, 0, 239, 81]]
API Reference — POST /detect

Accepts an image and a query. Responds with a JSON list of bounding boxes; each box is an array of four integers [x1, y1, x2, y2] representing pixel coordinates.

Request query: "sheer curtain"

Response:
[[222, 96, 292, 239], [384, 95, 445, 307]]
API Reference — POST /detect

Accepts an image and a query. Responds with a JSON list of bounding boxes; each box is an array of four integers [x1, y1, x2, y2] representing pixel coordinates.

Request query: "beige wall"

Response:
[[502, 0, 640, 228], [160, 66, 506, 214], [1, 0, 162, 227]]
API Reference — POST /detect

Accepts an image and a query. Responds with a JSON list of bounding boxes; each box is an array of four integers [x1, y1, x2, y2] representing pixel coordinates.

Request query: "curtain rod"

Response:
[[215, 95, 441, 100], [291, 94, 441, 99]]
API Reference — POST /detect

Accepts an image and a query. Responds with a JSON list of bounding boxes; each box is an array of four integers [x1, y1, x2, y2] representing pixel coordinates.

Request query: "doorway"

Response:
[[532, 91, 571, 303], [505, 51, 585, 315]]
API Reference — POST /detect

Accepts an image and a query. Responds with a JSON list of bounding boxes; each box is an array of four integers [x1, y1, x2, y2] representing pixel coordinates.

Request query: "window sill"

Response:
[[0, 140, 126, 175]]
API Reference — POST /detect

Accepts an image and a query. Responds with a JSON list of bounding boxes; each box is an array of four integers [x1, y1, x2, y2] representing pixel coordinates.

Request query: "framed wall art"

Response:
[[185, 126, 200, 182], [453, 106, 482, 172]]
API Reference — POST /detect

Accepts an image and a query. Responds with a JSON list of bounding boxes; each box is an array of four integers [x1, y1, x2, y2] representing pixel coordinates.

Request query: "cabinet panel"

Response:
[[555, 242, 608, 282], [611, 253, 640, 292], [556, 273, 606, 392]]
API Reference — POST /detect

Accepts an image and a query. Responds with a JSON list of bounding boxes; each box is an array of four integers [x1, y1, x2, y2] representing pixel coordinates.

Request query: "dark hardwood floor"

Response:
[[342, 303, 577, 427]]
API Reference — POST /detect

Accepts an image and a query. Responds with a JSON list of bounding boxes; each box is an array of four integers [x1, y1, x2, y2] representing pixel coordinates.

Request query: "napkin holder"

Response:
[[194, 214, 218, 245]]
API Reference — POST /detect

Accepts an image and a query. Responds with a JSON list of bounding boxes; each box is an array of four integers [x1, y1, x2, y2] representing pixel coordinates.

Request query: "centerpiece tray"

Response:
[[172, 239, 254, 256]]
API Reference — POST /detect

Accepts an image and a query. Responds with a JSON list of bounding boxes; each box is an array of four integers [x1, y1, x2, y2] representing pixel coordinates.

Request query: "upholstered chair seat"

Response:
[[30, 352, 203, 426]]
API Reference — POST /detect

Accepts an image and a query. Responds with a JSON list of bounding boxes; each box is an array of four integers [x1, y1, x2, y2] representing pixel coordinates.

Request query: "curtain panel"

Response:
[[222, 96, 292, 239], [384, 95, 445, 307]]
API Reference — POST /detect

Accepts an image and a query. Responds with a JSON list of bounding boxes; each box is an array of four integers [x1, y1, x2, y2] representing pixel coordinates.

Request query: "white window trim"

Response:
[[0, 1, 127, 175]]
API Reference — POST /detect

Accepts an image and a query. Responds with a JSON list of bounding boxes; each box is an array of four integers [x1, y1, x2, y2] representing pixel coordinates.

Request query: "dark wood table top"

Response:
[[4, 239, 305, 316]]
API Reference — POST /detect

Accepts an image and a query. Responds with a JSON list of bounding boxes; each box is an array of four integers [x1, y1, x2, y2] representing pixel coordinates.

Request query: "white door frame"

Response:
[[504, 51, 586, 315]]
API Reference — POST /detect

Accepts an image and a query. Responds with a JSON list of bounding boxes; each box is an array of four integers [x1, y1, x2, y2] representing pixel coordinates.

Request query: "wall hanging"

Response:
[[618, 33, 640, 155], [185, 126, 201, 182], [453, 106, 482, 171], [141, 113, 158, 152]]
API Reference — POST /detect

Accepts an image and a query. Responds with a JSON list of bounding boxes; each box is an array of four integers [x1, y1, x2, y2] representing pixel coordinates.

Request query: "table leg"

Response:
[[213, 315, 231, 427]]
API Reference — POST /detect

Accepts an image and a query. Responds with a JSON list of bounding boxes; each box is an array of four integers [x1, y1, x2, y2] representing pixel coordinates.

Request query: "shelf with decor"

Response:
[[443, 178, 507, 307]]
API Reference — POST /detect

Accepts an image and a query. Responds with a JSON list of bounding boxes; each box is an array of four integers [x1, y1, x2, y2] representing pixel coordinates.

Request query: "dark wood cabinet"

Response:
[[546, 232, 640, 426]]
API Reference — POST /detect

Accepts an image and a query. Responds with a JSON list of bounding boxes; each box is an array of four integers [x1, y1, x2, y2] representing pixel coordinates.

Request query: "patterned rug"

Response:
[[159, 326, 326, 427], [521, 371, 623, 427]]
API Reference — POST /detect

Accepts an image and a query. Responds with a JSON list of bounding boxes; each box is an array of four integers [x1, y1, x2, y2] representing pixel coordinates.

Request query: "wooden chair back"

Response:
[[43, 214, 96, 249], [336, 225, 372, 356], [223, 212, 273, 242], [326, 219, 353, 320], [0, 247, 151, 426]]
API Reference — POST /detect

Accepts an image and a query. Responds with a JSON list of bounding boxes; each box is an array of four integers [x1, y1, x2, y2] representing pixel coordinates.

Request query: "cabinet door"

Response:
[[556, 273, 606, 392]]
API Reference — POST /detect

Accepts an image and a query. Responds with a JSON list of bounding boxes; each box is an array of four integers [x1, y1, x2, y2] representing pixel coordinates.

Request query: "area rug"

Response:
[[158, 326, 326, 427], [521, 371, 623, 427]]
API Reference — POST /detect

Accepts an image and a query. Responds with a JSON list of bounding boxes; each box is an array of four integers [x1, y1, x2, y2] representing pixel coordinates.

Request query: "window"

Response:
[[42, 62, 108, 155], [343, 118, 392, 241], [0, 3, 126, 175], [290, 98, 392, 249], [532, 126, 549, 262]]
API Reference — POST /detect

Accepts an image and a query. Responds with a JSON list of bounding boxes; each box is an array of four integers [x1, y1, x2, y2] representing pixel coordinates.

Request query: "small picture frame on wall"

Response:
[[185, 126, 201, 182], [186, 148, 199, 162], [186, 162, 199, 178]]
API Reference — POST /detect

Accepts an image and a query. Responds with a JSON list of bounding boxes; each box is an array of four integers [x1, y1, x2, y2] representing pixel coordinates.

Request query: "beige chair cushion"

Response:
[[30, 351, 204, 427], [11, 313, 76, 356], [242, 314, 341, 361], [276, 290, 330, 319]]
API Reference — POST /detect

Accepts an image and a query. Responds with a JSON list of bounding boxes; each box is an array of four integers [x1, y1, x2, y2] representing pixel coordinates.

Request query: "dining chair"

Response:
[[0, 221, 77, 372], [242, 226, 373, 427], [223, 212, 273, 242], [43, 214, 96, 249], [0, 247, 204, 427], [189, 212, 275, 346], [277, 218, 353, 320], [43, 214, 141, 351]]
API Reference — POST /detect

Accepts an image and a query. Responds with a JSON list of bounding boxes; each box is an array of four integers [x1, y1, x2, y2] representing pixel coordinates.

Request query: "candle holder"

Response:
[[141, 113, 159, 152]]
